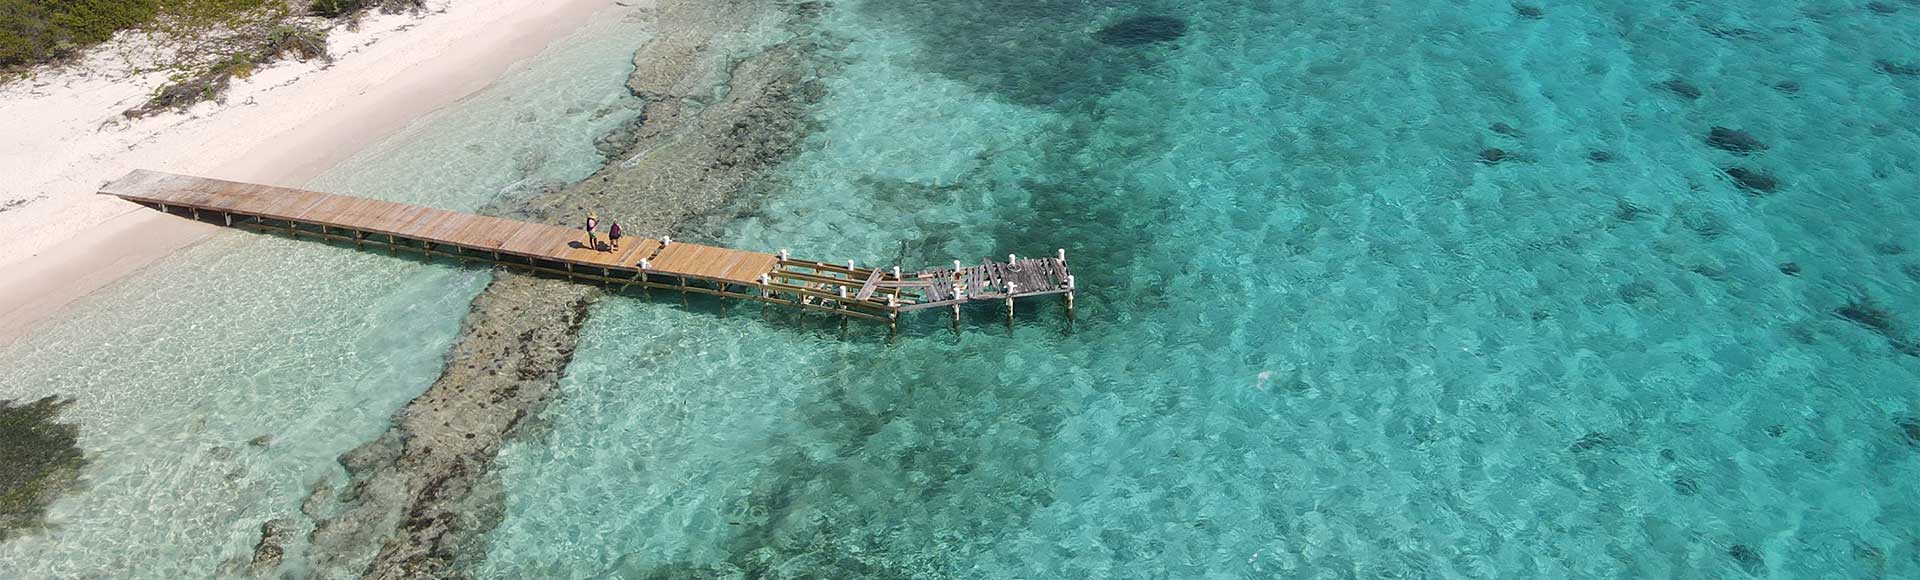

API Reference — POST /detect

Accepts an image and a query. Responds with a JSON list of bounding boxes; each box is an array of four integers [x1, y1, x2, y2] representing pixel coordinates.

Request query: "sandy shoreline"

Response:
[[0, 0, 616, 348]]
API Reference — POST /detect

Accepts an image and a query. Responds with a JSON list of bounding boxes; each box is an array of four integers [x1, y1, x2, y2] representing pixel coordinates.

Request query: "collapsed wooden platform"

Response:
[[101, 170, 1076, 327]]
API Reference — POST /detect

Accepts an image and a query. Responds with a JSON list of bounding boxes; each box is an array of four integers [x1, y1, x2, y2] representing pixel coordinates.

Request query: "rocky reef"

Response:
[[0, 396, 87, 543], [1093, 15, 1188, 47], [294, 1, 826, 577]]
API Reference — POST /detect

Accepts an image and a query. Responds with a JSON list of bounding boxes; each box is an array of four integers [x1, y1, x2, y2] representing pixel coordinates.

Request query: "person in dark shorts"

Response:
[[584, 212, 600, 250]]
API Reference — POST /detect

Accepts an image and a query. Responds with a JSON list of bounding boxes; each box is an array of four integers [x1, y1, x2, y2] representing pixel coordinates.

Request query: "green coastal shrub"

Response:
[[308, 0, 424, 18], [0, 0, 282, 69], [306, 0, 362, 18], [263, 24, 328, 62], [0, 0, 159, 68]]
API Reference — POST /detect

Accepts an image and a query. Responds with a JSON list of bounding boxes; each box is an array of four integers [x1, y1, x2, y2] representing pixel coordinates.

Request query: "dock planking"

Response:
[[102, 169, 1078, 328]]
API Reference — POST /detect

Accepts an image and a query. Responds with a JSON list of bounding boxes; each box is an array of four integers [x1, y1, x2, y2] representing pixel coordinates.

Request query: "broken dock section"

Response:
[[101, 170, 1076, 328]]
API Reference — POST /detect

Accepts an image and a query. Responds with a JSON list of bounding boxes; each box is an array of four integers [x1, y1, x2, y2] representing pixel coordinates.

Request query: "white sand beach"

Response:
[[0, 0, 616, 346]]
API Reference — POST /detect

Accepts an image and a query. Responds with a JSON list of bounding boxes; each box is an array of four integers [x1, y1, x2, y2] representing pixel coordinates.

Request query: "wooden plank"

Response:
[[702, 249, 749, 280], [720, 253, 777, 284], [854, 268, 885, 301]]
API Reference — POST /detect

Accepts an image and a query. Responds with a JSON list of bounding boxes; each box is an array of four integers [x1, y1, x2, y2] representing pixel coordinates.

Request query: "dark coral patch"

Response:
[[1587, 150, 1616, 162], [1655, 79, 1703, 99], [1836, 297, 1900, 338], [1478, 148, 1509, 164], [1515, 4, 1545, 19], [1724, 167, 1778, 194], [1729, 544, 1765, 571], [1570, 431, 1615, 452], [1708, 127, 1768, 154], [1876, 60, 1920, 77], [1671, 477, 1700, 496], [1836, 296, 1920, 357], [1774, 81, 1801, 93], [1778, 262, 1801, 276], [1896, 416, 1920, 446], [1094, 16, 1188, 47]]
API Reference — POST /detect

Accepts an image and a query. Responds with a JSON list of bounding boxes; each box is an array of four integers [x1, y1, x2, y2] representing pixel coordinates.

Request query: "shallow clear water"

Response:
[[0, 15, 648, 576], [4, 0, 1919, 578], [479, 0, 1920, 578]]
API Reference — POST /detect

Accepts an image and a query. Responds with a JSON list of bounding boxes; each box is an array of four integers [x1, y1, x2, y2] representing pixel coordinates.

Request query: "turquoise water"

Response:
[[0, 16, 648, 576], [3, 0, 1918, 578], [479, 0, 1920, 578]]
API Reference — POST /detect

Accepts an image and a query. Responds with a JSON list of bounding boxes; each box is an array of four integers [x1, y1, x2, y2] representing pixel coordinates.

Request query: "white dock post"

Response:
[[887, 294, 899, 332], [1006, 282, 1017, 322], [779, 249, 789, 260], [1065, 274, 1076, 314]]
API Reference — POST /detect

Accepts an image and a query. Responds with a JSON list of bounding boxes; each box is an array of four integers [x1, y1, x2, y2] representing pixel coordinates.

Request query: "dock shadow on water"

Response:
[[0, 397, 87, 543]]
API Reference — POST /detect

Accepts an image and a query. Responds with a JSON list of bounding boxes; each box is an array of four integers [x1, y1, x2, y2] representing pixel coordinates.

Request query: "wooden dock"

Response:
[[102, 170, 1076, 327]]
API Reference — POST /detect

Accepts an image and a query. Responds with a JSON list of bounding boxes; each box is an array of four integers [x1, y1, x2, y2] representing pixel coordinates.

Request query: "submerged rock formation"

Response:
[[1094, 16, 1188, 47], [299, 1, 825, 577], [1875, 59, 1920, 77], [0, 396, 87, 543], [1654, 79, 1702, 100], [218, 517, 297, 577], [1724, 167, 1777, 194], [1707, 127, 1768, 154]]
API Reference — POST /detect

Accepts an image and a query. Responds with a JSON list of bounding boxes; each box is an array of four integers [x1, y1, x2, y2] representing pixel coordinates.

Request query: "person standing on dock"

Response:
[[608, 221, 624, 251], [584, 212, 600, 251]]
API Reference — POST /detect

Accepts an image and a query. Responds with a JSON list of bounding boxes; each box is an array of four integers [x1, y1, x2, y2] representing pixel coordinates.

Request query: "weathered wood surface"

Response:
[[102, 169, 771, 285], [853, 269, 885, 301], [103, 169, 1079, 324]]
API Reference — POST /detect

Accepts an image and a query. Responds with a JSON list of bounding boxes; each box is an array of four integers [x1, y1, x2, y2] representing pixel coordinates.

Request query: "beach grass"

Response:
[[0, 0, 282, 69]]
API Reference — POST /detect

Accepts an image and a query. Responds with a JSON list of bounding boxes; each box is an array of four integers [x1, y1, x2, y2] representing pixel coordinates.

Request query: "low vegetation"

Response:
[[1, 0, 269, 69], [307, 0, 426, 19], [1, 0, 423, 116]]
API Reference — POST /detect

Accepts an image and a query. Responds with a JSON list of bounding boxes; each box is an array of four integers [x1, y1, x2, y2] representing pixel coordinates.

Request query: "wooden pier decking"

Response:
[[101, 170, 1076, 327]]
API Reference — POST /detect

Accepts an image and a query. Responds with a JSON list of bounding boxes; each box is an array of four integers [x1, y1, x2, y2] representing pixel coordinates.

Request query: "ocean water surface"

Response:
[[478, 0, 1920, 578], [2, 0, 1918, 578]]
